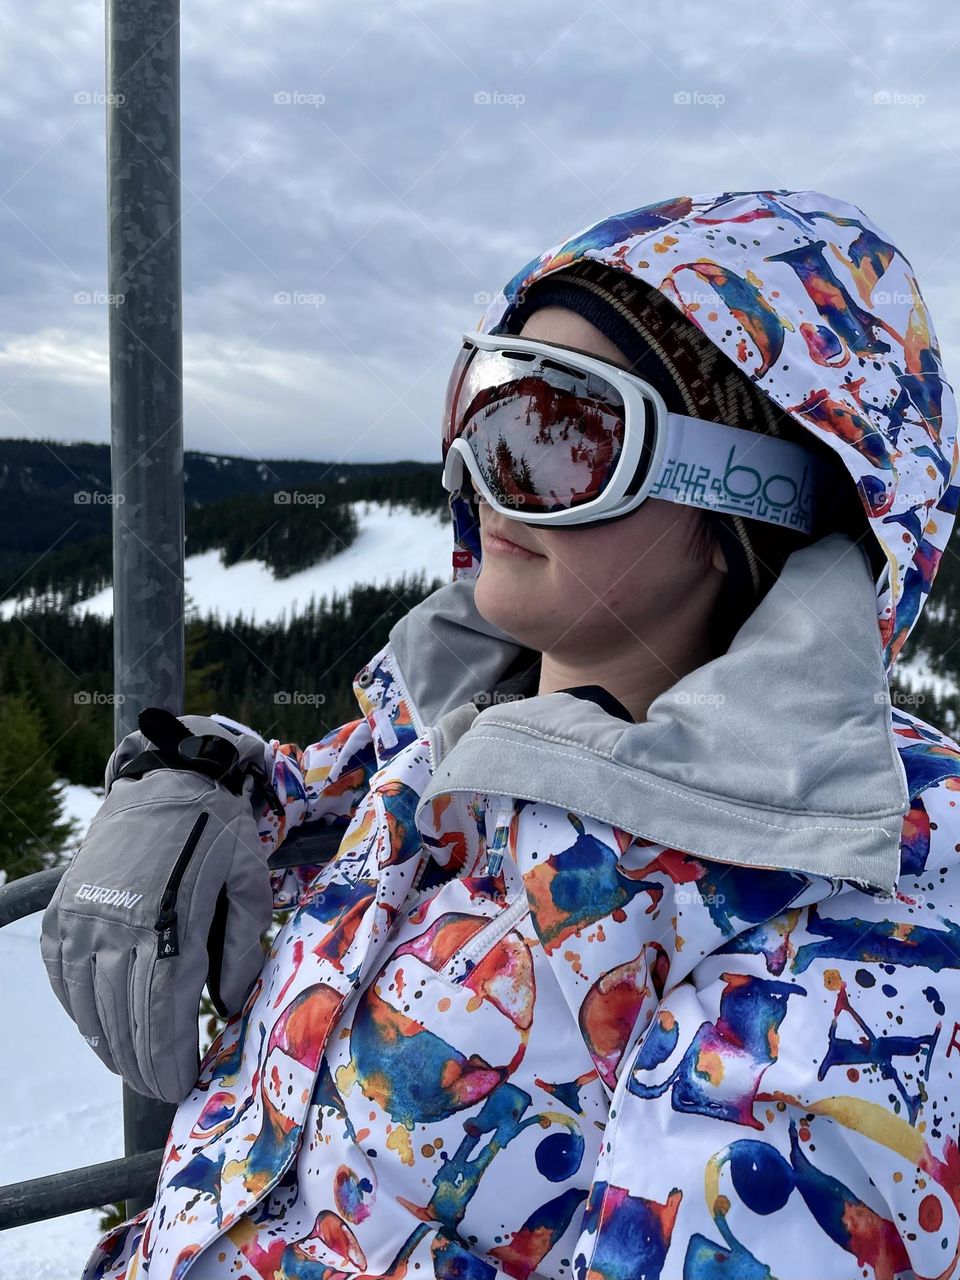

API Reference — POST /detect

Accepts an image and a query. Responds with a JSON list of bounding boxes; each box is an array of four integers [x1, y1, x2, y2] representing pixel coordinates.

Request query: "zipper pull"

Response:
[[374, 706, 398, 752], [484, 804, 513, 877]]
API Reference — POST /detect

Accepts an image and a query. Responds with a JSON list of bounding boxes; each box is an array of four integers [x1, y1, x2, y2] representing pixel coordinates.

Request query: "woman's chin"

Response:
[[474, 569, 547, 641]]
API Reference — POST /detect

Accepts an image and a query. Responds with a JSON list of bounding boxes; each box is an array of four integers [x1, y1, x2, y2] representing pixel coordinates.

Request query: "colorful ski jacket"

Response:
[[82, 189, 960, 1280]]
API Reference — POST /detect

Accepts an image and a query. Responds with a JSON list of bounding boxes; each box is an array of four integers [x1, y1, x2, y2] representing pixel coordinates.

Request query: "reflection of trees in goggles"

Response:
[[449, 349, 628, 513]]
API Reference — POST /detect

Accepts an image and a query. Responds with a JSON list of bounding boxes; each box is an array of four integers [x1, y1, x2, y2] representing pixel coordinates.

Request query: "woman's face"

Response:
[[473, 306, 727, 662]]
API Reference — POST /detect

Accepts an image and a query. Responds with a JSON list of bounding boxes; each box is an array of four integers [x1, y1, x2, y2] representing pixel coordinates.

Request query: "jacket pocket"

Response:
[[440, 890, 530, 984]]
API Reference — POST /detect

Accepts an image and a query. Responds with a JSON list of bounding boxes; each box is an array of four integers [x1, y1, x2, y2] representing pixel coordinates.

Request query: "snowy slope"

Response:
[[0, 500, 452, 624], [0, 782, 121, 1280], [895, 650, 960, 705]]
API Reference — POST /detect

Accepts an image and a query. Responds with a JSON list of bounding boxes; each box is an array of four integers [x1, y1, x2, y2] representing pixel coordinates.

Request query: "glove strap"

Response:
[[114, 707, 247, 793], [114, 746, 248, 792]]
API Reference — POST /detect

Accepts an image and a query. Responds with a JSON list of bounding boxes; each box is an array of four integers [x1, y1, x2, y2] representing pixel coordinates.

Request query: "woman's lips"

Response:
[[483, 528, 544, 560]]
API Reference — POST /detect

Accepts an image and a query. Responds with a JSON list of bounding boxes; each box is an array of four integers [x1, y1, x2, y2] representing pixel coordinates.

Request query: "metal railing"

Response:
[[0, 821, 345, 1230]]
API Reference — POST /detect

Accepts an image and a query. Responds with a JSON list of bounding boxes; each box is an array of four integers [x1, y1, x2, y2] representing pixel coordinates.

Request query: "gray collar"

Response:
[[390, 533, 908, 895]]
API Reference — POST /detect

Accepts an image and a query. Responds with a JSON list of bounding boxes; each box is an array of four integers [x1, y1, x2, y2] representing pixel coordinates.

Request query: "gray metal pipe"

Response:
[[106, 0, 184, 1216], [0, 867, 64, 927], [0, 1151, 165, 1231]]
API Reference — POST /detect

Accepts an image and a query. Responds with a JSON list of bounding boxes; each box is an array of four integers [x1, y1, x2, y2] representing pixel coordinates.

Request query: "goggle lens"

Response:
[[443, 341, 627, 513]]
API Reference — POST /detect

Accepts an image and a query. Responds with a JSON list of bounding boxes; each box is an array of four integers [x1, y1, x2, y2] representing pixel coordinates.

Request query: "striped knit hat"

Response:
[[500, 259, 857, 651]]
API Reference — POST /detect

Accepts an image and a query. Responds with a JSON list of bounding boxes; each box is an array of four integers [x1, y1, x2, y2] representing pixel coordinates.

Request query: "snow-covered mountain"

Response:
[[0, 499, 453, 624]]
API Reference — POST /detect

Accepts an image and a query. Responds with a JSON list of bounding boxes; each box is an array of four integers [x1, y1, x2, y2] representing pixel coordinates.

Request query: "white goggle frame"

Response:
[[442, 331, 823, 533]]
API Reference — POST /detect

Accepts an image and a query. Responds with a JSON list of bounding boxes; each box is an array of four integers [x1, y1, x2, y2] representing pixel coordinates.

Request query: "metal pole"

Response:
[[0, 1151, 165, 1231], [106, 0, 183, 1216]]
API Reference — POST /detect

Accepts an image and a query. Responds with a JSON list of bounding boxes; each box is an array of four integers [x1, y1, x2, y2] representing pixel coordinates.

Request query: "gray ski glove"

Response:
[[40, 707, 284, 1103]]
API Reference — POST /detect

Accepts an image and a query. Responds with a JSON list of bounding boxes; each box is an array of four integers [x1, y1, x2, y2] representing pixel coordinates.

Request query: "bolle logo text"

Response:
[[75, 883, 143, 909], [723, 446, 812, 512]]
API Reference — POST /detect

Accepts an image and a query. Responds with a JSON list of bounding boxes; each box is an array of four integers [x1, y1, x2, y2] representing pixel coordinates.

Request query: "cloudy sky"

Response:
[[1, 0, 959, 469]]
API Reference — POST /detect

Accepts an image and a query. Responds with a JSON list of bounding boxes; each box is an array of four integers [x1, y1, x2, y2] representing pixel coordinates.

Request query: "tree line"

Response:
[[0, 439, 446, 601], [0, 570, 445, 885]]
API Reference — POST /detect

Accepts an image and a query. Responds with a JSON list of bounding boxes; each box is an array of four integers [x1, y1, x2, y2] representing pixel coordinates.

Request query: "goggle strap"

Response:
[[651, 413, 821, 534]]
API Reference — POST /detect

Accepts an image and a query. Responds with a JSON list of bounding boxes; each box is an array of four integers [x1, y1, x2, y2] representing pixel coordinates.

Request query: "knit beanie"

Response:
[[498, 260, 856, 653]]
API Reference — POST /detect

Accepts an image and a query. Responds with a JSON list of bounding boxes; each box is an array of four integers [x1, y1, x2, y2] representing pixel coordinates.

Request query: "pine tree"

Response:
[[0, 692, 80, 883], [184, 607, 225, 717]]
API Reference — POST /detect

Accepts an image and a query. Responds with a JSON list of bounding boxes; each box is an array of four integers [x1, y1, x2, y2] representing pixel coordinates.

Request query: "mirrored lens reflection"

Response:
[[456, 348, 626, 512]]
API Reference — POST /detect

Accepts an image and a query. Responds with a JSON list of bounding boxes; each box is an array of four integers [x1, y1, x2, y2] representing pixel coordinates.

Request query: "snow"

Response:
[[0, 500, 452, 624], [56, 781, 105, 835], [0, 588, 74, 617], [895, 649, 960, 705], [0, 782, 121, 1280]]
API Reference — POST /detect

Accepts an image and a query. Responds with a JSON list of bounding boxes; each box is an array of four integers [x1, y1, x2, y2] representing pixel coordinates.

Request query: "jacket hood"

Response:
[[448, 189, 959, 674]]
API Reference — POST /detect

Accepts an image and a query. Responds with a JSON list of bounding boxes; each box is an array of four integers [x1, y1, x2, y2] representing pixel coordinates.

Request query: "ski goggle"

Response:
[[441, 331, 823, 532]]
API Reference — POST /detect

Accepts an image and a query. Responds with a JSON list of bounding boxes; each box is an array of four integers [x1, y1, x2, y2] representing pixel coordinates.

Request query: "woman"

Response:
[[82, 188, 960, 1279]]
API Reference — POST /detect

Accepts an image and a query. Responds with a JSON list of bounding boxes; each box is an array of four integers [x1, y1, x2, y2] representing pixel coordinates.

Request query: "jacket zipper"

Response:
[[443, 802, 526, 980], [444, 891, 529, 982], [155, 809, 210, 958]]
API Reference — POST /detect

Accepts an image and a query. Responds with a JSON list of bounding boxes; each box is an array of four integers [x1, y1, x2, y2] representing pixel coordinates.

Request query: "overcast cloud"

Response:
[[1, 0, 959, 468]]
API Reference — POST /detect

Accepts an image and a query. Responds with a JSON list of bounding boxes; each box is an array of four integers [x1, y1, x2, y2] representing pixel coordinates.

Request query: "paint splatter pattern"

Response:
[[81, 642, 960, 1279]]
